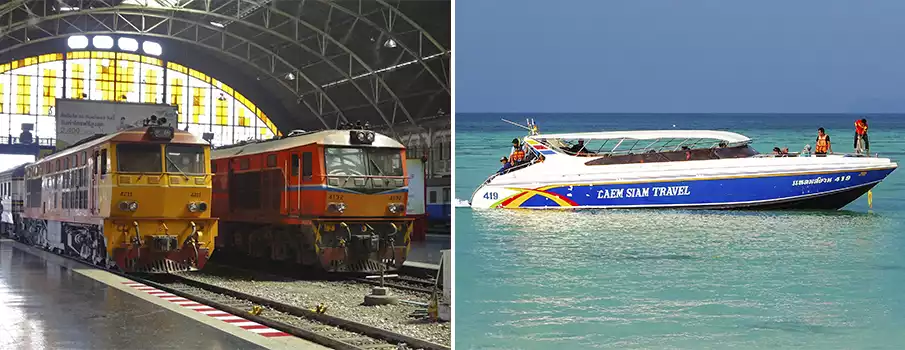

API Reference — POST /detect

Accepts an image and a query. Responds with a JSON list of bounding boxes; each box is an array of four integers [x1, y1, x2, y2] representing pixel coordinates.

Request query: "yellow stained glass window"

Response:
[[143, 70, 158, 103], [191, 87, 205, 124], [16, 75, 31, 115], [0, 51, 280, 145], [42, 69, 57, 111], [170, 78, 184, 121], [71, 64, 86, 99]]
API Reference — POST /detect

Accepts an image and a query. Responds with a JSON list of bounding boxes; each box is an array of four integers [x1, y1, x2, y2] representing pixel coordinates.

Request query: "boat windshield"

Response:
[[535, 136, 736, 157], [584, 144, 759, 165]]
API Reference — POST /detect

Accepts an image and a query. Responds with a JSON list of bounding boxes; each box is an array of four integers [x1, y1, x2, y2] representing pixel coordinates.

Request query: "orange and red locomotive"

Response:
[[210, 129, 411, 272]]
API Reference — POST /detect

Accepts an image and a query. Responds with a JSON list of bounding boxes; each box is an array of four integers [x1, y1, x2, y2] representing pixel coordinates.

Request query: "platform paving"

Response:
[[0, 239, 325, 350]]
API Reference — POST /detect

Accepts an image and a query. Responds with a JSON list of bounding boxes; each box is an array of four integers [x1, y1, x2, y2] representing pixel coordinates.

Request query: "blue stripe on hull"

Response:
[[520, 168, 895, 209]]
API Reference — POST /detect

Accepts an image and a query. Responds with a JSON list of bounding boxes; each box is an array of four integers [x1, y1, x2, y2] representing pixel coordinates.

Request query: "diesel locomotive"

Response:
[[211, 128, 411, 272], [17, 123, 218, 273]]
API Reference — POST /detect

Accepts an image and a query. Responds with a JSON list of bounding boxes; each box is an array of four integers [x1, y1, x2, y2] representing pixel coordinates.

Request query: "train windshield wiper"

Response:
[[165, 154, 190, 180], [369, 158, 384, 176]]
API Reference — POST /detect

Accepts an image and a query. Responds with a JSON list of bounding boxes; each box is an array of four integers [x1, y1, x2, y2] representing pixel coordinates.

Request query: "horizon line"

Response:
[[454, 112, 905, 115]]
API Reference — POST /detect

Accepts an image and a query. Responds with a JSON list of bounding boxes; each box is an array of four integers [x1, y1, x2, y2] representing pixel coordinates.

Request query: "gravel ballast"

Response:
[[178, 267, 450, 346]]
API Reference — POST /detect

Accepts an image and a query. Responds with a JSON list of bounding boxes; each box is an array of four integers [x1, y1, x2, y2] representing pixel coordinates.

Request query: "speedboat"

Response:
[[470, 121, 897, 210]]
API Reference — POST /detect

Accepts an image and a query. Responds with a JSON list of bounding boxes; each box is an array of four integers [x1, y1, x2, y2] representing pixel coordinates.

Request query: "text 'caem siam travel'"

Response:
[[597, 186, 692, 199]]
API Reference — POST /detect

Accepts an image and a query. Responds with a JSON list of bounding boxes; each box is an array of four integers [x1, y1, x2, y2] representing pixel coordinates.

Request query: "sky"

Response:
[[455, 0, 905, 113]]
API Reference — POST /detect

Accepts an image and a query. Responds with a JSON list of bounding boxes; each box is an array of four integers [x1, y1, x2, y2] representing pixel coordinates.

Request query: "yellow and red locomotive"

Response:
[[211, 128, 411, 272], [20, 124, 218, 273]]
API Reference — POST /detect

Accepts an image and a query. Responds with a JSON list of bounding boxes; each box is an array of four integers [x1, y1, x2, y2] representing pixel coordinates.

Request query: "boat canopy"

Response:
[[528, 130, 751, 144], [526, 130, 752, 156]]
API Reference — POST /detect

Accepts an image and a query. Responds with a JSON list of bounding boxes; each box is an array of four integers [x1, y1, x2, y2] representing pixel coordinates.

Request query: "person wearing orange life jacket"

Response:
[[509, 138, 526, 165], [854, 118, 869, 155], [815, 127, 832, 156]]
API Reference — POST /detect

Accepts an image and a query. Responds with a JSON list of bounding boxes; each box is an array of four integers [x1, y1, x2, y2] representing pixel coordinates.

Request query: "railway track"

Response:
[[352, 275, 439, 294], [204, 258, 443, 295], [139, 273, 450, 350]]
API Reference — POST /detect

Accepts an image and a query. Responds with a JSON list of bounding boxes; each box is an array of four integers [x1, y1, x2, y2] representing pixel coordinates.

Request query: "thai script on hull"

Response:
[[792, 175, 851, 186]]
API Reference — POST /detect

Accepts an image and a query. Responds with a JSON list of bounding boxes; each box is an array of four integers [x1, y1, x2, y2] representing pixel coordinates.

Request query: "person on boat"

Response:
[[536, 154, 545, 163], [509, 140, 526, 165], [815, 128, 832, 155], [854, 118, 869, 155], [509, 138, 521, 155], [773, 147, 782, 156], [498, 156, 512, 174], [782, 147, 790, 156], [802, 144, 812, 156], [568, 139, 587, 155]]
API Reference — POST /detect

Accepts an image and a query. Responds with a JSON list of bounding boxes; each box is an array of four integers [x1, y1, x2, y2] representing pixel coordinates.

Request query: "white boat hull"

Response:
[[471, 156, 896, 210]]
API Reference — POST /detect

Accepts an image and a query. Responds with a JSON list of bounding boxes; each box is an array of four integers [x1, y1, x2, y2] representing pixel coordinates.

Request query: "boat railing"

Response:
[[753, 152, 880, 158]]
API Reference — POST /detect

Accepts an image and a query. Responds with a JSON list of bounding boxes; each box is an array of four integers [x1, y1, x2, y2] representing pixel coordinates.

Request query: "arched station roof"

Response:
[[0, 0, 451, 137]]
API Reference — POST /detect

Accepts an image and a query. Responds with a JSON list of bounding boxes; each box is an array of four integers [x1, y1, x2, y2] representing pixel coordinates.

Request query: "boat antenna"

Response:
[[501, 118, 533, 132]]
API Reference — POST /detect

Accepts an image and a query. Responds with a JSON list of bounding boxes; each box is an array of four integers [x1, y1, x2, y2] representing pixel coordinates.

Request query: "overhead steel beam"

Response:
[[0, 0, 450, 133]]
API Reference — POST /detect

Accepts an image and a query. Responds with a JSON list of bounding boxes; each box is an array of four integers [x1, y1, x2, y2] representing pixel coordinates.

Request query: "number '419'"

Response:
[[483, 192, 499, 200]]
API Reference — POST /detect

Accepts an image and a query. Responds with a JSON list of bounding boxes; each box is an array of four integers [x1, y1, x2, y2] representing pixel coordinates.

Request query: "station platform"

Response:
[[405, 233, 450, 267], [0, 239, 326, 350]]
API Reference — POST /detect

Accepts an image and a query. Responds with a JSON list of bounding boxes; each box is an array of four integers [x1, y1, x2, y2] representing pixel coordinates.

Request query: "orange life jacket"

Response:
[[815, 134, 829, 153], [855, 121, 867, 135], [510, 149, 525, 162]]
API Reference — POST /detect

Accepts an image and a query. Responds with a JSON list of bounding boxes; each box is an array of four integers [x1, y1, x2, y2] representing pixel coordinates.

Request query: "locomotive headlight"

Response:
[[188, 201, 209, 212], [388, 203, 406, 214], [357, 131, 366, 142], [119, 200, 138, 212], [366, 132, 375, 142], [327, 202, 346, 214]]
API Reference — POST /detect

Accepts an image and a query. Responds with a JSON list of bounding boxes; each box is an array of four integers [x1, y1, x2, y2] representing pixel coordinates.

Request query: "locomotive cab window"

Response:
[[100, 149, 108, 175], [117, 144, 162, 173], [291, 154, 299, 176], [325, 147, 403, 177], [302, 152, 312, 178], [165, 145, 206, 174]]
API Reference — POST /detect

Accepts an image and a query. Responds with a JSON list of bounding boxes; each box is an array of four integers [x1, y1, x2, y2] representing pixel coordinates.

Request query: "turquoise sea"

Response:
[[455, 113, 905, 349]]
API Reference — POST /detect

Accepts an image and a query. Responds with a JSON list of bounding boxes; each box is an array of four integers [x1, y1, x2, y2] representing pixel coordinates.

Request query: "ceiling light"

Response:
[[118, 37, 138, 51], [210, 21, 225, 28], [93, 36, 114, 49], [284, 72, 295, 81], [142, 41, 162, 56], [383, 39, 397, 48], [67, 35, 89, 49], [58, 6, 79, 12]]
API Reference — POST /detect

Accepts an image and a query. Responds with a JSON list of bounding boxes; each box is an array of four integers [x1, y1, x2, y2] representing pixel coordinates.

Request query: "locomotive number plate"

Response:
[[120, 191, 133, 197], [190, 192, 202, 197], [328, 194, 344, 200], [389, 195, 403, 201]]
